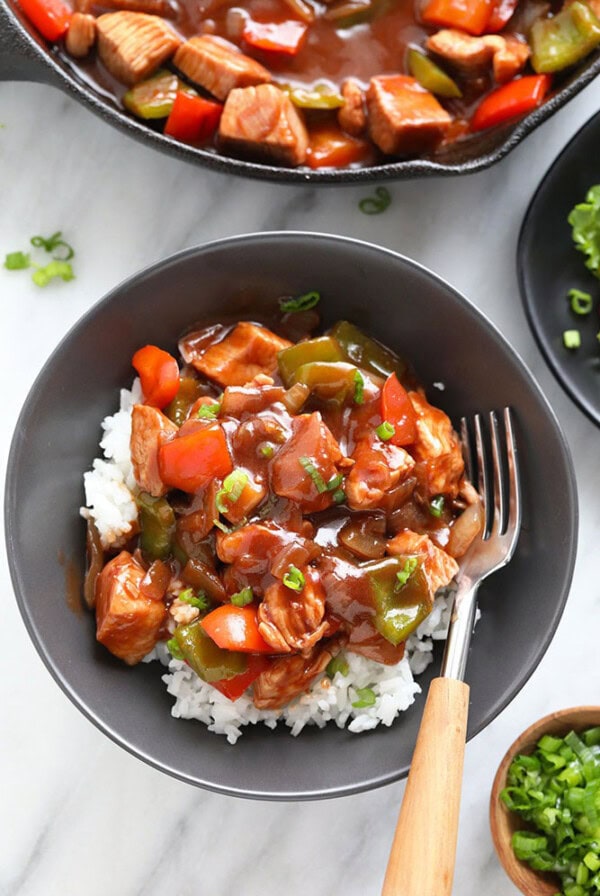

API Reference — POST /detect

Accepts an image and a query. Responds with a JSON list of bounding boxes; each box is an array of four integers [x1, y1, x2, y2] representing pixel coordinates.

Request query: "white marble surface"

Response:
[[1, 75, 600, 896]]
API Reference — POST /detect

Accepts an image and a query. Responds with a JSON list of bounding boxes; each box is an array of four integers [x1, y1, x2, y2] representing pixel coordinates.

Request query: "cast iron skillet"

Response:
[[1, 0, 600, 184], [5, 232, 577, 799]]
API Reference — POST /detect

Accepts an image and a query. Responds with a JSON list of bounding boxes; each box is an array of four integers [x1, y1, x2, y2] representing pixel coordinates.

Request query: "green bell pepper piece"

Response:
[[531, 1, 600, 73], [280, 83, 345, 109], [407, 48, 462, 98], [330, 320, 408, 382], [123, 70, 185, 120], [278, 336, 344, 387], [366, 557, 432, 646], [174, 621, 247, 682], [164, 374, 205, 426], [292, 361, 359, 402], [137, 492, 176, 560]]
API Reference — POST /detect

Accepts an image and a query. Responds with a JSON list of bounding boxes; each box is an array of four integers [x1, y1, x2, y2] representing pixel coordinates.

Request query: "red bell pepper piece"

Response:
[[421, 0, 493, 35], [164, 92, 222, 145], [486, 0, 519, 31], [132, 344, 180, 409], [471, 75, 552, 132], [211, 654, 271, 701], [18, 0, 72, 41], [307, 126, 374, 170], [201, 605, 274, 654], [243, 19, 308, 56], [158, 424, 232, 493], [381, 373, 417, 446]]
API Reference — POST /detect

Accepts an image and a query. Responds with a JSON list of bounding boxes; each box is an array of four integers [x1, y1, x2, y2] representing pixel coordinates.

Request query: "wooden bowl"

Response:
[[490, 706, 600, 896]]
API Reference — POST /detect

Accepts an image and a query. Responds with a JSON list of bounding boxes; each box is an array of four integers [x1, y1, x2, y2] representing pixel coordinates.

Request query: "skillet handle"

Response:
[[381, 677, 470, 896], [0, 0, 62, 83]]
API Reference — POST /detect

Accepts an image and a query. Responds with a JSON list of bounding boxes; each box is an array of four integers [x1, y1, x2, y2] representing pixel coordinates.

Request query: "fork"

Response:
[[381, 407, 522, 896]]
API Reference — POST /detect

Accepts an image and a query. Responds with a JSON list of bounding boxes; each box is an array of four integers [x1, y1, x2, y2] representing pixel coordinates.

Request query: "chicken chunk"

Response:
[[345, 436, 415, 510], [338, 78, 367, 137], [408, 392, 464, 497], [271, 412, 344, 513], [366, 75, 451, 156], [96, 12, 181, 85], [253, 638, 342, 709], [426, 29, 530, 83], [95, 551, 166, 664], [220, 382, 286, 417], [386, 530, 458, 595], [492, 36, 531, 84], [258, 569, 328, 653], [190, 322, 292, 387], [65, 12, 96, 57], [217, 522, 318, 594], [219, 84, 309, 167], [426, 28, 495, 73], [173, 35, 270, 101], [130, 404, 177, 497]]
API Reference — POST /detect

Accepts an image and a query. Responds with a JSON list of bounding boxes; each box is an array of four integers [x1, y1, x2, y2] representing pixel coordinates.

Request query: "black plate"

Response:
[[519, 110, 600, 428], [5, 233, 577, 799]]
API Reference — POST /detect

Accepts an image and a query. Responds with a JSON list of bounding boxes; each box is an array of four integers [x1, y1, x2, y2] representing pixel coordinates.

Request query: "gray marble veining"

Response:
[[1, 76, 599, 896]]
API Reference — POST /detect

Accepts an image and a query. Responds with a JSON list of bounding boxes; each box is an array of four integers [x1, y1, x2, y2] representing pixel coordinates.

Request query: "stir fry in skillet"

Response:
[[17, 0, 600, 169], [82, 299, 484, 725]]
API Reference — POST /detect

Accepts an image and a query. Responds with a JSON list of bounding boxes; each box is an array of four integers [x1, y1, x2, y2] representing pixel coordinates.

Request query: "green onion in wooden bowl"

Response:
[[490, 708, 600, 896]]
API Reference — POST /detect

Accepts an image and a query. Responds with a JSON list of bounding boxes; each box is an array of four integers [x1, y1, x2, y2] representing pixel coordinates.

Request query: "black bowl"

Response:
[[5, 232, 577, 799], [1, 0, 599, 184]]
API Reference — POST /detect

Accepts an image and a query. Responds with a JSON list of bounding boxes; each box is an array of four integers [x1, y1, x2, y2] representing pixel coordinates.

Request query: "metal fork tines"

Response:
[[441, 407, 522, 682]]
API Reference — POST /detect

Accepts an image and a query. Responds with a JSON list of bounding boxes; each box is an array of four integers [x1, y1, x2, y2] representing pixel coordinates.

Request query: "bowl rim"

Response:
[[489, 705, 600, 895], [4, 231, 579, 798], [2, 0, 600, 184]]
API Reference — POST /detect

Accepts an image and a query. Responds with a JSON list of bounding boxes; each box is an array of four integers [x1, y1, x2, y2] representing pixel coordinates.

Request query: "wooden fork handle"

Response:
[[381, 677, 470, 896]]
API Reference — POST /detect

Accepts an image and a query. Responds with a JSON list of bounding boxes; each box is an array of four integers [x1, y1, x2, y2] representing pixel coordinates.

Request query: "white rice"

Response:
[[84, 383, 456, 744]]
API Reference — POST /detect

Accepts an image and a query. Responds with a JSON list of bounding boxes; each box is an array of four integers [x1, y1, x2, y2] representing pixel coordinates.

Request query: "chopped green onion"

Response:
[[568, 288, 594, 315], [197, 402, 220, 419], [4, 251, 30, 270], [166, 636, 183, 660], [563, 329, 581, 349], [429, 495, 445, 518], [353, 369, 365, 405], [279, 291, 321, 313], [30, 231, 74, 261], [352, 687, 376, 708], [395, 557, 419, 590], [299, 456, 328, 493], [259, 443, 275, 458], [216, 470, 249, 514], [230, 587, 254, 607], [283, 565, 305, 592], [178, 588, 209, 610], [326, 654, 349, 678], [376, 421, 395, 441], [326, 473, 343, 491], [31, 260, 75, 287], [332, 488, 346, 504], [359, 187, 391, 215], [501, 726, 600, 896], [212, 518, 231, 534]]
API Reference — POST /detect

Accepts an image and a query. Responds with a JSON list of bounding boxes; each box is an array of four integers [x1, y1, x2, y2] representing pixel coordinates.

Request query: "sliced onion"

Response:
[[281, 382, 310, 415], [446, 501, 484, 558], [281, 0, 316, 23], [83, 518, 104, 609], [338, 515, 386, 560]]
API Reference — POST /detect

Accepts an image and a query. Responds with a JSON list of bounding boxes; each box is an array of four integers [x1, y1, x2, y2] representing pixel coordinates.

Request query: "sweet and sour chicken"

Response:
[[85, 305, 483, 708], [20, 0, 600, 170]]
